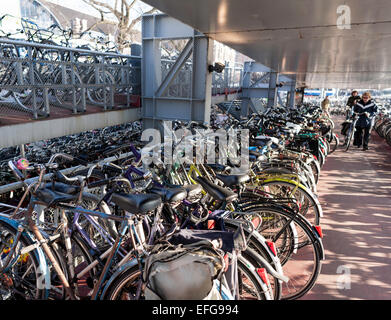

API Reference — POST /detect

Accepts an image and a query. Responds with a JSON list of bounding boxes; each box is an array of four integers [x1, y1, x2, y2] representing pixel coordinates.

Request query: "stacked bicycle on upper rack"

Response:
[[0, 103, 334, 300], [0, 14, 138, 119]]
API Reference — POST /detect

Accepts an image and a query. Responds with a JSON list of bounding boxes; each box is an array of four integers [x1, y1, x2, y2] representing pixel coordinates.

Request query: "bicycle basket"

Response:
[[143, 239, 225, 300]]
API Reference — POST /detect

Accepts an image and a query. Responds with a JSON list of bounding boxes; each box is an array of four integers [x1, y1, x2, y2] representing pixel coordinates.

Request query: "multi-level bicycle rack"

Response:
[[0, 38, 141, 119]]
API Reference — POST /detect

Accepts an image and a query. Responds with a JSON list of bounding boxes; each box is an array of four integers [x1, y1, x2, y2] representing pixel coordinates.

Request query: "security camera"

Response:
[[208, 62, 225, 73]]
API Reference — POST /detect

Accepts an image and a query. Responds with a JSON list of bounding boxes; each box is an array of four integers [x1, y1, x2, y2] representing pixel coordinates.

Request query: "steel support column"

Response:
[[267, 72, 279, 108], [287, 80, 296, 108], [141, 14, 213, 130]]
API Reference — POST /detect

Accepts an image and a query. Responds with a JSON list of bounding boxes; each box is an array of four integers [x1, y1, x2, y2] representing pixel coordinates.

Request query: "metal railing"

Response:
[[0, 38, 141, 119]]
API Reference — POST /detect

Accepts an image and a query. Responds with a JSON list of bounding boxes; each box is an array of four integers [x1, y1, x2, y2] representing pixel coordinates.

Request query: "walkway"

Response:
[[304, 117, 391, 300]]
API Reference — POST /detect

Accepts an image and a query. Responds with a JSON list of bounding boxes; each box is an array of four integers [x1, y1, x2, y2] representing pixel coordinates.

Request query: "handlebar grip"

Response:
[[58, 153, 88, 166], [103, 164, 122, 175], [87, 178, 111, 188], [59, 153, 74, 162]]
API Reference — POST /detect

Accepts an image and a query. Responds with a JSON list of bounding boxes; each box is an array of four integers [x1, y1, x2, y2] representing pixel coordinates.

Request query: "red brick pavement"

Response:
[[303, 116, 391, 300]]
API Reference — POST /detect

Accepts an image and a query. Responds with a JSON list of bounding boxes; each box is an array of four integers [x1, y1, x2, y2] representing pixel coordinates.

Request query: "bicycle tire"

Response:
[[236, 255, 271, 300], [256, 180, 322, 225], [223, 220, 282, 300], [240, 204, 322, 300], [0, 220, 47, 300], [345, 123, 355, 151]]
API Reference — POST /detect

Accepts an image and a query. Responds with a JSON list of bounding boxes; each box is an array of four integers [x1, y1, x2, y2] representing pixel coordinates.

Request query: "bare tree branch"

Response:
[[81, 0, 158, 52], [79, 20, 118, 37], [82, 0, 121, 19]]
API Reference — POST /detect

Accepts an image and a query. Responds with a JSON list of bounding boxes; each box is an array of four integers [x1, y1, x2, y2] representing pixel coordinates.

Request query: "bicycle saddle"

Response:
[[149, 186, 187, 203], [44, 182, 80, 195], [111, 193, 162, 214], [34, 188, 77, 208], [194, 176, 237, 203], [215, 174, 250, 188]]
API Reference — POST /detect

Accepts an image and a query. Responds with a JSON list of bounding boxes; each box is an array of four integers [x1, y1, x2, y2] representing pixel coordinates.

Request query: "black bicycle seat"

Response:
[[194, 176, 237, 203], [34, 188, 76, 207], [111, 193, 162, 214], [215, 174, 250, 188], [149, 186, 187, 203], [44, 182, 80, 195]]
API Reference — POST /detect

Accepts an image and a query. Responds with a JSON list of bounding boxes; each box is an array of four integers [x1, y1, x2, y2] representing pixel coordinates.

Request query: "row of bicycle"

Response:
[[0, 104, 334, 300], [0, 15, 137, 116], [0, 121, 142, 188], [374, 107, 391, 146]]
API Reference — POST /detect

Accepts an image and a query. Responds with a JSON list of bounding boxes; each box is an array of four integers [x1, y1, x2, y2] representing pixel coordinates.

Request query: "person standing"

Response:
[[352, 92, 378, 151], [346, 90, 361, 119], [321, 96, 331, 117]]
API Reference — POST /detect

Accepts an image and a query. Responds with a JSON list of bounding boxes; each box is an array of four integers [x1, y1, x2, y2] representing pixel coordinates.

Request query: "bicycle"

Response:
[[344, 112, 367, 151]]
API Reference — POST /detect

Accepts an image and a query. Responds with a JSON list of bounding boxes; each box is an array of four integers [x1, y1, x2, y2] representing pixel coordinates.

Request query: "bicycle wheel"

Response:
[[237, 255, 271, 300], [86, 70, 115, 105], [0, 220, 47, 300], [240, 204, 322, 300], [101, 264, 143, 300], [330, 133, 339, 153], [345, 124, 355, 151], [58, 232, 96, 300], [52, 67, 83, 106], [257, 180, 322, 225], [103, 257, 270, 300], [223, 221, 282, 300]]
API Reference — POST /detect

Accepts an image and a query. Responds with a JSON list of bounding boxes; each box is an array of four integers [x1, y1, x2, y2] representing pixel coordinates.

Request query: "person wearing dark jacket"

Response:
[[346, 90, 361, 119], [347, 90, 361, 107], [352, 92, 378, 151]]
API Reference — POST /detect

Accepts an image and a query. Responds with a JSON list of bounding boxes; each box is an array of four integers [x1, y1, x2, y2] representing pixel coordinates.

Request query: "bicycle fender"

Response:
[[0, 216, 51, 298], [311, 227, 326, 261], [261, 178, 307, 190], [99, 258, 138, 300], [290, 221, 299, 255], [224, 220, 285, 279], [262, 179, 324, 219]]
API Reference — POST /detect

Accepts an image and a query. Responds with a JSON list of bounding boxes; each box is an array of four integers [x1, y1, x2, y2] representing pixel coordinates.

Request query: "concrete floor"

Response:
[[304, 116, 391, 300]]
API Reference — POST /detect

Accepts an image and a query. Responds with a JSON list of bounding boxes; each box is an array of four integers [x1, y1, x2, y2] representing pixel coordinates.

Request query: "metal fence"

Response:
[[0, 38, 141, 119]]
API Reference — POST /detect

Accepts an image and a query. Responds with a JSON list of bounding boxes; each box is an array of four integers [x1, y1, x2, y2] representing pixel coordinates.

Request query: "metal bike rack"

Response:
[[0, 38, 141, 119], [0, 150, 136, 195]]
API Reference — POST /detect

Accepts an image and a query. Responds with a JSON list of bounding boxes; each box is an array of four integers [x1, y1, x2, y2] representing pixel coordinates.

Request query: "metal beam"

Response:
[[141, 14, 213, 130], [267, 72, 279, 108], [155, 39, 194, 97]]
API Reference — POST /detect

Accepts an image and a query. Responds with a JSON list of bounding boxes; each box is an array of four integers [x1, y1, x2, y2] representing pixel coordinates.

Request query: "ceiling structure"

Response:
[[141, 0, 391, 89]]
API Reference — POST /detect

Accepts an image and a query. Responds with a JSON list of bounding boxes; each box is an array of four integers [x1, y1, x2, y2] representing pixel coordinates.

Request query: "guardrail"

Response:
[[0, 38, 141, 119]]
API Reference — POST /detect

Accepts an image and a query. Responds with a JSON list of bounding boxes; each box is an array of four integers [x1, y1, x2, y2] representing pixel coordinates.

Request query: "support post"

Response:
[[267, 72, 278, 108], [141, 14, 213, 130]]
